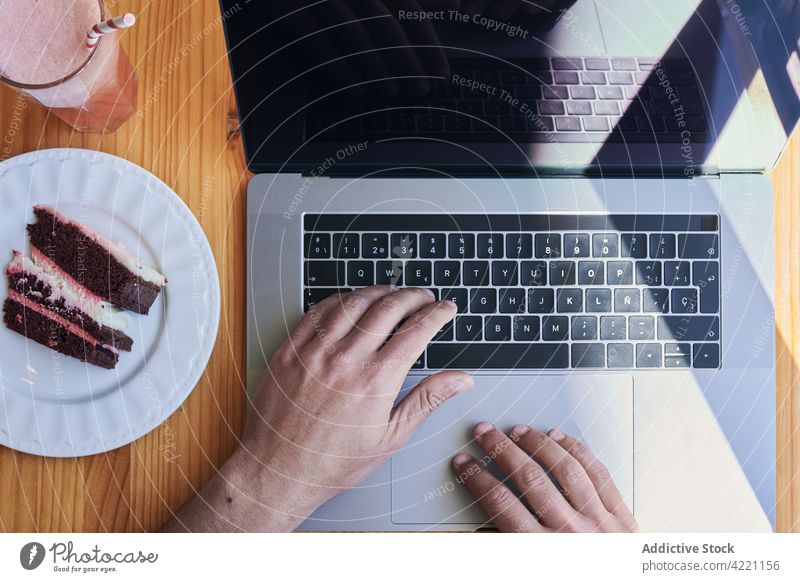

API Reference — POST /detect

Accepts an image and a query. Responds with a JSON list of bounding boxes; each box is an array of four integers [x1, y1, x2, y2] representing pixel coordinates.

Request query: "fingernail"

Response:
[[442, 299, 457, 309], [451, 375, 474, 393], [453, 453, 472, 467], [423, 288, 436, 298], [475, 421, 494, 436], [512, 424, 531, 437], [549, 428, 565, 441]]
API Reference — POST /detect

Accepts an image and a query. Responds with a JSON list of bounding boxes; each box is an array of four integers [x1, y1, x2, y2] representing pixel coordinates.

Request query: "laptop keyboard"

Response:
[[303, 214, 721, 370], [305, 58, 709, 143]]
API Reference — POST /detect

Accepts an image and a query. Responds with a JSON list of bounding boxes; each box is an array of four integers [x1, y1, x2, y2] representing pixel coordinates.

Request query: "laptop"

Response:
[[222, 0, 797, 531]]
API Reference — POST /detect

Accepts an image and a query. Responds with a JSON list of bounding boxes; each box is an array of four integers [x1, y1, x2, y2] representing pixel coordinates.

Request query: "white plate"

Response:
[[0, 149, 220, 457]]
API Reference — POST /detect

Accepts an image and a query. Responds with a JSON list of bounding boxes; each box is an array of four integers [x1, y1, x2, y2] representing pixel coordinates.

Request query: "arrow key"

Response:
[[693, 343, 720, 368]]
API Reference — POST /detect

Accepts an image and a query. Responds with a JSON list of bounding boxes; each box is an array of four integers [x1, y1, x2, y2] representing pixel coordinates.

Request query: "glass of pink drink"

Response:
[[0, 0, 137, 133]]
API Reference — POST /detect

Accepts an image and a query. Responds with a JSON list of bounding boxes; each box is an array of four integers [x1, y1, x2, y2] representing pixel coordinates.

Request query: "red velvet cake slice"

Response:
[[27, 205, 167, 315], [4, 250, 135, 369]]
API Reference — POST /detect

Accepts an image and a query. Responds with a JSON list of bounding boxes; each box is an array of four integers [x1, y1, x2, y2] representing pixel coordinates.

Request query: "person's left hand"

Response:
[[453, 424, 638, 532]]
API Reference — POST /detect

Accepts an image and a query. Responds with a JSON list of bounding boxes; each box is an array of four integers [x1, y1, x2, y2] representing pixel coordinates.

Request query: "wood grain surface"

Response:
[[0, 0, 797, 532]]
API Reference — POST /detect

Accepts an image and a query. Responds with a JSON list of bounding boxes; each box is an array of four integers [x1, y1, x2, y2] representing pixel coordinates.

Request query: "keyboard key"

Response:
[[535, 233, 562, 258], [419, 234, 446, 258], [621, 233, 648, 258], [578, 261, 604, 285], [594, 101, 620, 115], [540, 101, 566, 115], [564, 233, 590, 257], [665, 343, 691, 356], [552, 57, 582, 70], [455, 316, 483, 341], [636, 343, 663, 368], [611, 57, 637, 71], [678, 234, 719, 258], [593, 233, 619, 257], [607, 261, 634, 285], [583, 117, 610, 132], [664, 261, 691, 286], [347, 261, 374, 286], [333, 233, 360, 258], [572, 343, 605, 368], [554, 71, 580, 84], [601, 316, 627, 340], [542, 316, 570, 341], [671, 288, 698, 313], [528, 288, 555, 313], [557, 288, 583, 312], [506, 233, 533, 258], [555, 116, 582, 131], [643, 288, 670, 313], [470, 289, 497, 313], [629, 316, 655, 340], [412, 352, 425, 369], [657, 316, 719, 341], [581, 71, 607, 85], [433, 321, 454, 342], [549, 261, 576, 285], [304, 287, 346, 312], [649, 234, 676, 258], [405, 261, 431, 286], [305, 233, 330, 258], [492, 261, 519, 286], [597, 85, 623, 99], [485, 316, 512, 341], [636, 261, 663, 286], [520, 261, 548, 286], [586, 288, 612, 312], [614, 288, 640, 312], [462, 261, 490, 286], [448, 233, 475, 258], [608, 71, 633, 85], [571, 316, 598, 340], [499, 288, 526, 314], [693, 343, 720, 368], [665, 355, 691, 368], [376, 260, 403, 285], [427, 343, 569, 369], [391, 234, 417, 258], [305, 261, 345, 286], [566, 100, 593, 115], [477, 234, 504, 258], [362, 233, 388, 258], [607, 343, 634, 368], [571, 86, 596, 99], [692, 261, 720, 313], [503, 301, 534, 329], [585, 57, 610, 70], [434, 261, 461, 286], [441, 288, 468, 312], [542, 85, 569, 99]]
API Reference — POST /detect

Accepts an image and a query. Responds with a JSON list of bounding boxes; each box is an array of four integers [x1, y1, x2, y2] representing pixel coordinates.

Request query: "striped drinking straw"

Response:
[[85, 13, 136, 48]]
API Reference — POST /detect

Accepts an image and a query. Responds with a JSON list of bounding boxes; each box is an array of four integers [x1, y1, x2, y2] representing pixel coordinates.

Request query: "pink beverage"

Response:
[[0, 0, 137, 133]]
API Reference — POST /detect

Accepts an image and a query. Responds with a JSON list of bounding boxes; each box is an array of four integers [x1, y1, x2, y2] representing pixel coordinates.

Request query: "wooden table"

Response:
[[0, 0, 797, 532]]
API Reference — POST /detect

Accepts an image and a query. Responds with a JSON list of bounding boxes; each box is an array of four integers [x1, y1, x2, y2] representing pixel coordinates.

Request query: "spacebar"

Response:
[[427, 343, 569, 369]]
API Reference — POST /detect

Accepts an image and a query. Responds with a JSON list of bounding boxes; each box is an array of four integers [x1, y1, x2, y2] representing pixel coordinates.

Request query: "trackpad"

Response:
[[391, 374, 633, 525]]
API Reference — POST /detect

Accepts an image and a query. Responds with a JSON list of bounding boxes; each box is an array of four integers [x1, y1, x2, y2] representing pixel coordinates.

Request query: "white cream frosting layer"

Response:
[[10, 250, 132, 331]]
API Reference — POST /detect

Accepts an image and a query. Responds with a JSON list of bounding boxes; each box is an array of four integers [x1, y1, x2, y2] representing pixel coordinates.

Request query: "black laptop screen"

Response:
[[220, 0, 732, 174]]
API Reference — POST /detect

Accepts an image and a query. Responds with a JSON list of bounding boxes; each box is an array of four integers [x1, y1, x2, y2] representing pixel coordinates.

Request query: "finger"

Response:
[[343, 287, 438, 351], [549, 429, 634, 521], [510, 425, 608, 520], [452, 454, 544, 532], [316, 286, 398, 343], [379, 299, 457, 367], [288, 289, 355, 346], [473, 422, 580, 531], [388, 372, 473, 443]]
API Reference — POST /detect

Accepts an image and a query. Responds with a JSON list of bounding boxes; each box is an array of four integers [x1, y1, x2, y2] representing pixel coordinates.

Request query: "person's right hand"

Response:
[[453, 424, 638, 532]]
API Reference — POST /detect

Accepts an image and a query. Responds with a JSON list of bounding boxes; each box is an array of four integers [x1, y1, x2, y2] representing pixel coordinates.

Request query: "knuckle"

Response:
[[587, 460, 612, 485], [519, 465, 550, 490], [341, 294, 366, 311], [421, 388, 446, 413], [569, 440, 588, 457], [484, 485, 513, 509], [558, 464, 585, 487], [378, 297, 402, 315]]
